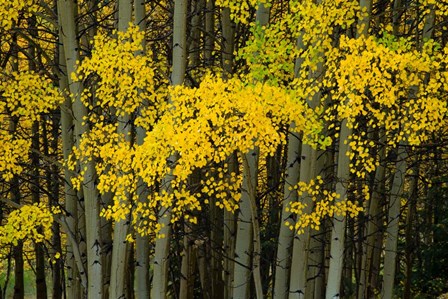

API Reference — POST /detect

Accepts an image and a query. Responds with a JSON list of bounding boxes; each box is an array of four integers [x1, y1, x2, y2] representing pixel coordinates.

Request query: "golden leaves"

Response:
[[0, 203, 60, 257], [0, 71, 63, 181], [286, 178, 364, 234], [0, 0, 38, 31], [324, 34, 448, 177], [73, 24, 160, 117]]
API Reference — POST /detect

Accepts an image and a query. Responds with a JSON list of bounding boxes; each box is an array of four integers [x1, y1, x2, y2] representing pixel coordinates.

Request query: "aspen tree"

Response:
[[58, 0, 103, 297], [221, 6, 236, 299], [326, 1, 372, 297], [381, 4, 436, 298], [232, 3, 269, 299], [109, 1, 133, 298], [151, 0, 187, 297], [133, 0, 151, 297]]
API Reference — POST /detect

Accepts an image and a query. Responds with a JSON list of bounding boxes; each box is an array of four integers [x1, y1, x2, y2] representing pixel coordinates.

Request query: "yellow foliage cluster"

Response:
[[215, 0, 270, 24], [238, 0, 362, 85], [73, 24, 160, 118], [325, 34, 447, 177], [0, 71, 62, 181], [0, 203, 60, 258], [286, 178, 364, 234], [0, 0, 38, 31], [1, 71, 63, 121], [68, 4, 448, 238], [70, 37, 326, 234]]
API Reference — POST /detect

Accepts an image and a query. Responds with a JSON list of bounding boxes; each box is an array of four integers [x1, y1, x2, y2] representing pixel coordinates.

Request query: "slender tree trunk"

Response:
[[403, 162, 418, 299], [50, 118, 63, 299], [133, 2, 151, 297], [274, 129, 300, 299], [274, 32, 307, 299], [58, 1, 103, 297], [151, 0, 187, 297], [289, 144, 317, 299], [179, 225, 196, 299], [221, 12, 236, 294], [326, 2, 372, 297], [57, 26, 84, 299], [221, 7, 235, 78], [232, 4, 269, 298], [232, 149, 259, 299], [188, 0, 203, 70], [134, 0, 150, 292], [109, 2, 133, 298], [31, 107, 48, 299], [325, 119, 351, 299], [10, 119, 24, 299], [224, 153, 237, 299], [210, 191, 224, 298], [204, 0, 214, 66], [263, 148, 281, 295], [289, 50, 325, 299], [306, 142, 331, 299], [13, 241, 24, 299], [381, 146, 407, 299], [359, 134, 386, 299]]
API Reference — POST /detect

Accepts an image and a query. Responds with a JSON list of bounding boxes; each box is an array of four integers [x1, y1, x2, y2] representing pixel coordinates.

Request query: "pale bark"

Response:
[[188, 0, 203, 69], [109, 2, 133, 298], [232, 149, 259, 299], [151, 0, 187, 297], [179, 225, 195, 299], [232, 4, 269, 298], [274, 128, 300, 299], [289, 31, 325, 298], [58, 37, 82, 299], [58, 1, 103, 297], [381, 7, 435, 297], [381, 147, 407, 299], [289, 145, 317, 299], [326, 1, 372, 297], [325, 119, 351, 299], [305, 149, 330, 299]]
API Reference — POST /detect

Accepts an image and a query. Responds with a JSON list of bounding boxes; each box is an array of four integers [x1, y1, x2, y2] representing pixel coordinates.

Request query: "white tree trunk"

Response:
[[109, 1, 133, 298], [232, 3, 269, 298], [274, 129, 300, 299], [232, 149, 259, 299], [151, 0, 187, 297], [381, 147, 407, 299], [58, 1, 103, 297], [325, 120, 351, 299]]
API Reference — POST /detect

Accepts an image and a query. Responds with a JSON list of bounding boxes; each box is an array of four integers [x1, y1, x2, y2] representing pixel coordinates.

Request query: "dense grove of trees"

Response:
[[0, 0, 447, 298]]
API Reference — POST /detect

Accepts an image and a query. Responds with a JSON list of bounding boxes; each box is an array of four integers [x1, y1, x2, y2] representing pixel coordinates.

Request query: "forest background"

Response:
[[0, 0, 447, 298]]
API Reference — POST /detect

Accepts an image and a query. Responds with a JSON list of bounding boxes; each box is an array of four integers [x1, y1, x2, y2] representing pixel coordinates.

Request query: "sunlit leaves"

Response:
[[73, 24, 160, 118], [0, 71, 62, 181], [324, 34, 447, 178], [0, 203, 61, 258], [286, 178, 364, 234], [215, 0, 271, 24], [0, 0, 38, 31]]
